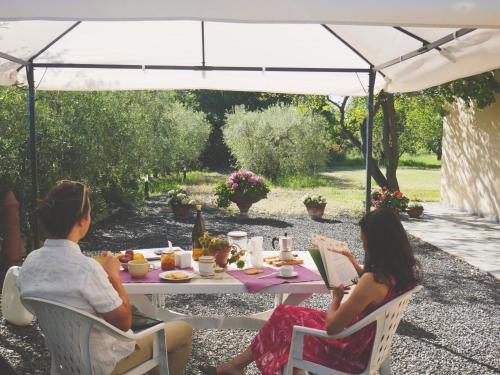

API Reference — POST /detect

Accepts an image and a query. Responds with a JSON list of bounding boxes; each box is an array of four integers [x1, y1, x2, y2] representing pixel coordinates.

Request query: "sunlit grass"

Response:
[[151, 164, 440, 217]]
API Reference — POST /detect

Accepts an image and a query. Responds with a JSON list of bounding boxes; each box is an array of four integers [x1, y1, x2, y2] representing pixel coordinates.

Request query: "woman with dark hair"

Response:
[[200, 207, 422, 375], [17, 180, 192, 375]]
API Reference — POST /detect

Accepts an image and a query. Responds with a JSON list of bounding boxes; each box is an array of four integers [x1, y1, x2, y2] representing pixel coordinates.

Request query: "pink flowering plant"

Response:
[[215, 171, 270, 208], [371, 186, 409, 211]]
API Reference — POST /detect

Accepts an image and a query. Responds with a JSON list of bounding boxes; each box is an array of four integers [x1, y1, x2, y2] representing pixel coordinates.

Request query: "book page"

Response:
[[312, 235, 358, 287]]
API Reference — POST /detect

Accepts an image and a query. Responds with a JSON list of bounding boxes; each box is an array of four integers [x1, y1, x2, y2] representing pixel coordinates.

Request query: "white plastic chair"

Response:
[[284, 285, 422, 375], [22, 297, 169, 375]]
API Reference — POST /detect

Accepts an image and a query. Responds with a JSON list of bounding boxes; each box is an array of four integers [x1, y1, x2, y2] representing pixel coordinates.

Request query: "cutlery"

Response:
[[257, 272, 278, 279]]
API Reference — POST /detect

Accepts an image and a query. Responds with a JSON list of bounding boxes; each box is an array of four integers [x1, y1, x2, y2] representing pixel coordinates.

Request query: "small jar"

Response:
[[161, 251, 176, 271], [198, 255, 215, 277]]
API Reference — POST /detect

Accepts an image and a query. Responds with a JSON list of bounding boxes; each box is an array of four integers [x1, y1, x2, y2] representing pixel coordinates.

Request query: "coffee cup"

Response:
[[198, 256, 216, 277], [128, 260, 152, 278], [279, 265, 294, 277]]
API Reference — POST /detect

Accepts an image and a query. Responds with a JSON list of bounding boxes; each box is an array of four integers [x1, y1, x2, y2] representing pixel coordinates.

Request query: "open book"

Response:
[[309, 235, 359, 289]]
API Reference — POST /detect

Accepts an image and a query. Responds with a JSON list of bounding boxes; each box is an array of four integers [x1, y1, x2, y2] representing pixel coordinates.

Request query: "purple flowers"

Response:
[[226, 171, 266, 190]]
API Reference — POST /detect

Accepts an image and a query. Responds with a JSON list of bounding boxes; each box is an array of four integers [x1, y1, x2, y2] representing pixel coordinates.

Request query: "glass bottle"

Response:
[[192, 205, 206, 261]]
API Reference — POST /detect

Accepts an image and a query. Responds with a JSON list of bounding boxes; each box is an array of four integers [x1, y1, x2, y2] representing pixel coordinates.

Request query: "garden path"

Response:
[[403, 203, 500, 279]]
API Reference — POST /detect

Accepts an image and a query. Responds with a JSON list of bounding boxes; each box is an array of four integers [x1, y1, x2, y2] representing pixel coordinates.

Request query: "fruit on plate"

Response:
[[133, 253, 145, 261], [118, 254, 133, 263], [125, 249, 134, 257]]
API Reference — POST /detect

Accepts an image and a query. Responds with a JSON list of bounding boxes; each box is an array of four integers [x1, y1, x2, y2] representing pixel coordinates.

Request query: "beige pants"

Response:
[[111, 321, 193, 375]]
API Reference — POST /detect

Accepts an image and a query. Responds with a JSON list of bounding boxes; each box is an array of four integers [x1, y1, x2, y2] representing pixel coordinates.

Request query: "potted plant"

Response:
[[167, 188, 194, 220], [199, 233, 246, 268], [302, 194, 327, 220], [215, 171, 270, 217], [407, 202, 424, 218], [371, 186, 409, 216]]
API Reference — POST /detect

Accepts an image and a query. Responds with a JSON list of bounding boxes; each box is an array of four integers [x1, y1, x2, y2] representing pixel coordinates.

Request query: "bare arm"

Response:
[[325, 273, 388, 335], [99, 253, 132, 331]]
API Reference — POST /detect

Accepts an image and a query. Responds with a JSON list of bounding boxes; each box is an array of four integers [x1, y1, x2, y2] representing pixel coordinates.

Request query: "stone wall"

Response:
[[441, 94, 500, 221]]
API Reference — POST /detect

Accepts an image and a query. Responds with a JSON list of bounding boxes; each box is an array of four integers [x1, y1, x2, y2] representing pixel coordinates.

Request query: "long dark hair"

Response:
[[37, 180, 91, 238], [359, 208, 422, 291]]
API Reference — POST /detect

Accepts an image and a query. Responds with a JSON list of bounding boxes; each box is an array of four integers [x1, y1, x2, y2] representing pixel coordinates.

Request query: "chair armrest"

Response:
[[292, 312, 378, 341], [128, 322, 167, 340]]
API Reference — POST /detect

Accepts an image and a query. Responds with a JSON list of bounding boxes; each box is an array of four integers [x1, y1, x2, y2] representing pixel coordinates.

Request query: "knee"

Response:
[[164, 321, 193, 350]]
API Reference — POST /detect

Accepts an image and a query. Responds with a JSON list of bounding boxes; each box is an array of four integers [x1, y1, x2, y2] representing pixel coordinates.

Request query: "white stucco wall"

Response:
[[441, 94, 500, 221]]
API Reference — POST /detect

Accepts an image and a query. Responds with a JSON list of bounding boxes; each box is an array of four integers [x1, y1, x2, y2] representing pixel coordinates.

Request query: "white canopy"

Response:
[[1, 1, 500, 95]]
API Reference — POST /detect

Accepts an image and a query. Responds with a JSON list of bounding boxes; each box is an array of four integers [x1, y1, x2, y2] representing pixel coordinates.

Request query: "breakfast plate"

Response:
[[159, 271, 195, 283], [277, 271, 299, 279]]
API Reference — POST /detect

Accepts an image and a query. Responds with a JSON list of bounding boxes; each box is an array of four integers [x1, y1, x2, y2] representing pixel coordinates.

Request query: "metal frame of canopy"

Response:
[[0, 21, 475, 248]]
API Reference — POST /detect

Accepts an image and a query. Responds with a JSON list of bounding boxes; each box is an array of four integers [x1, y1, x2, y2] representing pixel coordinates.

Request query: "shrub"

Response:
[[0, 88, 211, 219], [223, 105, 331, 180]]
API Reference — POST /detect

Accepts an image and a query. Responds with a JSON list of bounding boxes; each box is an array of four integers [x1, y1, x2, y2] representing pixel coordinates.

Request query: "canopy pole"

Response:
[[26, 62, 40, 249], [365, 69, 376, 214]]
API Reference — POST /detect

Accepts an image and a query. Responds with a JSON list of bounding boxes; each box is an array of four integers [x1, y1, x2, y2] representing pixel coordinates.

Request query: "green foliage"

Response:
[[224, 105, 331, 180], [427, 70, 500, 109], [272, 174, 330, 188], [176, 91, 294, 168], [0, 88, 210, 217]]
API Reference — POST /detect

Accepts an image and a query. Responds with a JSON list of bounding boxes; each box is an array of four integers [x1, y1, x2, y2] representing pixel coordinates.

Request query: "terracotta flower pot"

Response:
[[305, 203, 326, 220], [172, 205, 190, 220], [407, 207, 424, 218], [208, 246, 231, 268], [230, 196, 257, 218]]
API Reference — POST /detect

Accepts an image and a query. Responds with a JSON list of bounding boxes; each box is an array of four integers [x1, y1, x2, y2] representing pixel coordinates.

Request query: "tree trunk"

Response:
[[328, 97, 388, 188], [379, 92, 400, 191]]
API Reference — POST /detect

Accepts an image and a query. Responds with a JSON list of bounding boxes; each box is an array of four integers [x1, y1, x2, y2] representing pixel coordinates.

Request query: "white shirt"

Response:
[[17, 239, 135, 375]]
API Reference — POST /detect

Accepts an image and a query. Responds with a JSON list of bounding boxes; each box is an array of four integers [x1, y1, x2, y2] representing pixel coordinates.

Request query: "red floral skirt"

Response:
[[250, 304, 377, 375]]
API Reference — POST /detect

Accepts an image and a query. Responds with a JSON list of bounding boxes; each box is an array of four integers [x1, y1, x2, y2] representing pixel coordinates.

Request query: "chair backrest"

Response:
[[367, 285, 422, 375], [22, 297, 133, 375]]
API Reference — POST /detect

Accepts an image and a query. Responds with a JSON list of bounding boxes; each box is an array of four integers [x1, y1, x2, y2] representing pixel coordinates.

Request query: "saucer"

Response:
[[277, 271, 298, 278]]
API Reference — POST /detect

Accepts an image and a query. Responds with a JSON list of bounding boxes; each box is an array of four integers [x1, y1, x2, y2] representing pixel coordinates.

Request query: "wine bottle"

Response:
[[192, 204, 206, 261]]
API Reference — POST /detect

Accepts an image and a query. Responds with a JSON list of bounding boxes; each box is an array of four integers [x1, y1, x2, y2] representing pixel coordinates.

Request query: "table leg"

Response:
[[131, 292, 313, 330]]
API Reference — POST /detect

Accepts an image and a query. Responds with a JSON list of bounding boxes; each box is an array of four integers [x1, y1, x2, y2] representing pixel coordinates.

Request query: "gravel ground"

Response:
[[1, 195, 499, 374]]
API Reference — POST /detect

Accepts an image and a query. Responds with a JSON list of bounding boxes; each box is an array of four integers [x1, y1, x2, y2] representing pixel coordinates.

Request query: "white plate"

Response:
[[277, 271, 299, 279], [159, 270, 195, 283]]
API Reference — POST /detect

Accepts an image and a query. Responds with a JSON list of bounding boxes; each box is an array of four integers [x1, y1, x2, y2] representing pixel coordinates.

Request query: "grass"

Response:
[[152, 161, 441, 217]]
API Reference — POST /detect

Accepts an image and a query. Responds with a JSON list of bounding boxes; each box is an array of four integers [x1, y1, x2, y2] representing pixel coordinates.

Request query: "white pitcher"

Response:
[[247, 236, 264, 268]]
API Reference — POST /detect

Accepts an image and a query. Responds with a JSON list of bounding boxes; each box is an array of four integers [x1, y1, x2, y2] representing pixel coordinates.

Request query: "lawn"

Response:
[[152, 161, 441, 217]]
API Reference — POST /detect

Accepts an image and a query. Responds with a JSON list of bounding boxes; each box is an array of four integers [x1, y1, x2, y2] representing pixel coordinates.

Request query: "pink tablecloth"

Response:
[[120, 267, 193, 283], [227, 265, 322, 293]]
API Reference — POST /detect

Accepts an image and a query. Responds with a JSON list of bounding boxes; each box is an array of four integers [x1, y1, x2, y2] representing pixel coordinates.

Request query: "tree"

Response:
[[224, 105, 330, 180], [176, 91, 294, 169]]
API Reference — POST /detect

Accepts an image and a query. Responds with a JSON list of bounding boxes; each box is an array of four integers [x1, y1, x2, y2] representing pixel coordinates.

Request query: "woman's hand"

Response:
[[340, 249, 356, 262], [100, 251, 121, 280], [338, 249, 364, 276]]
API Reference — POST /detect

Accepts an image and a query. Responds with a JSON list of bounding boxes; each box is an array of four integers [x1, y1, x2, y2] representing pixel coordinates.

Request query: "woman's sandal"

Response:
[[198, 364, 218, 375]]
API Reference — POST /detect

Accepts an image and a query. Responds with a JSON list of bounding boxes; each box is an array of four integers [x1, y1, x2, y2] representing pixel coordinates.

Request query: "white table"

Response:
[[124, 251, 329, 331]]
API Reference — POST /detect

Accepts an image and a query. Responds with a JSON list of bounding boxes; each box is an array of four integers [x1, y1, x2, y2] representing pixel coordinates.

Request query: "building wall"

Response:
[[441, 94, 500, 221]]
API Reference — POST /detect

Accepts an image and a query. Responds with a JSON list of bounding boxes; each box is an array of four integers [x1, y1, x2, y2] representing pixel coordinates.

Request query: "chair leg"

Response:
[[379, 354, 391, 375], [157, 330, 169, 375]]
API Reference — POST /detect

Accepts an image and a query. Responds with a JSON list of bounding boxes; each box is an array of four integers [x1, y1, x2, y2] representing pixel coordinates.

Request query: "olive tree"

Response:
[[224, 105, 330, 180]]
